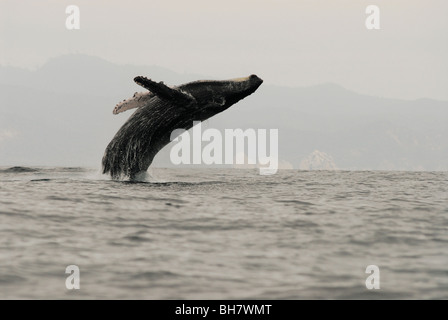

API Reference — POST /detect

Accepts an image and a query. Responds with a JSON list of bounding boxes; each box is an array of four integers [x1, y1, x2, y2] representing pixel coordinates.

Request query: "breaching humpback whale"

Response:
[[102, 75, 263, 179]]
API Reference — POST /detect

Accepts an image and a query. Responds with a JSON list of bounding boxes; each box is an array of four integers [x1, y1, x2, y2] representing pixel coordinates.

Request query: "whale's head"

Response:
[[180, 74, 263, 115]]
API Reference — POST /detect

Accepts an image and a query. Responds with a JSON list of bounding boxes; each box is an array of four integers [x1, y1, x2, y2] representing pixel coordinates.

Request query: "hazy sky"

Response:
[[1, 0, 447, 100]]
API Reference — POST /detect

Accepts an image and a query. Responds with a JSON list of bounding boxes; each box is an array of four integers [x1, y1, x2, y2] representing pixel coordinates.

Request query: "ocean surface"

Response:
[[0, 167, 447, 299]]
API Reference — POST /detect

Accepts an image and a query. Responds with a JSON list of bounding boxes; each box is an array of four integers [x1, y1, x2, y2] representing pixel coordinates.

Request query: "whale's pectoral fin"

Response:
[[113, 91, 154, 115], [134, 76, 195, 104]]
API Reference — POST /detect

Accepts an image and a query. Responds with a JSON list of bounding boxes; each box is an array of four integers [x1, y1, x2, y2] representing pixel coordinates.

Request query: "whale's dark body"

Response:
[[102, 75, 263, 179]]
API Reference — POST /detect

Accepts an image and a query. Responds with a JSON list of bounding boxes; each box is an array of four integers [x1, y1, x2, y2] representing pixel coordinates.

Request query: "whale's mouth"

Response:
[[244, 75, 263, 94], [249, 74, 263, 88]]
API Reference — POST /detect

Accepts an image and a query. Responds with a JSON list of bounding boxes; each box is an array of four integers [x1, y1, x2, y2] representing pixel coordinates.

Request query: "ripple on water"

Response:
[[0, 169, 447, 299]]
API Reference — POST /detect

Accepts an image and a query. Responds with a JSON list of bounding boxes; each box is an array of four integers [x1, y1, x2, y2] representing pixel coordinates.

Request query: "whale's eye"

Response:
[[212, 97, 226, 106]]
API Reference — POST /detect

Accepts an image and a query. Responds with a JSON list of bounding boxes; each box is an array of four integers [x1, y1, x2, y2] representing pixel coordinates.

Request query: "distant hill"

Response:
[[0, 54, 447, 170], [0, 54, 205, 96]]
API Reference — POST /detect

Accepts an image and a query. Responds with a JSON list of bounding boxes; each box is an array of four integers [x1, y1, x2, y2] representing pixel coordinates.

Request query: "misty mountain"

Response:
[[0, 54, 447, 170]]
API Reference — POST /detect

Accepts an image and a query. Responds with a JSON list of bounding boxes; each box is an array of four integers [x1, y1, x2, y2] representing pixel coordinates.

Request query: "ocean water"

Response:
[[0, 167, 447, 299]]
